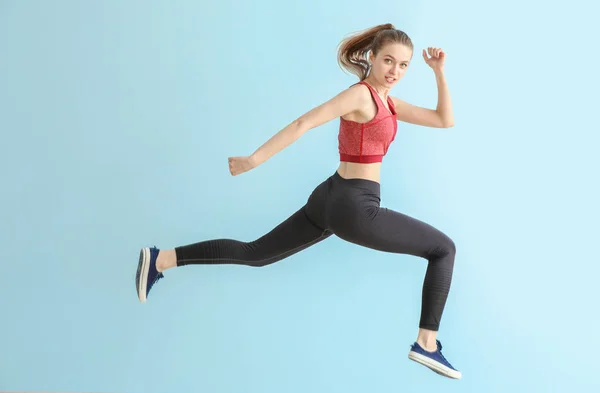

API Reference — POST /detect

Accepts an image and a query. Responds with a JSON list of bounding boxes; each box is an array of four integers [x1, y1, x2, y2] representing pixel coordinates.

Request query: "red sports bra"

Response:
[[338, 81, 398, 163]]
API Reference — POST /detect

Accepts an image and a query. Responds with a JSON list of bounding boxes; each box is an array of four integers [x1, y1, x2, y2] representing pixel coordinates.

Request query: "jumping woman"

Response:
[[136, 23, 462, 379]]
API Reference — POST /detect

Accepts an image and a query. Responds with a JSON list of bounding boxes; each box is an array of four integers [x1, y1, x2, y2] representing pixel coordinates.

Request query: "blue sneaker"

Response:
[[136, 247, 164, 303], [408, 339, 462, 379]]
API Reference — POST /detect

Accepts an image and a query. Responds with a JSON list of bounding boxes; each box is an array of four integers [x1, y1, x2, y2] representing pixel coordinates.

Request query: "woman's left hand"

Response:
[[423, 47, 445, 72]]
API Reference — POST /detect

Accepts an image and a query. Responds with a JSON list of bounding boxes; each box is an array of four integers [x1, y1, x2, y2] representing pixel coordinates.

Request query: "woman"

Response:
[[136, 23, 462, 379]]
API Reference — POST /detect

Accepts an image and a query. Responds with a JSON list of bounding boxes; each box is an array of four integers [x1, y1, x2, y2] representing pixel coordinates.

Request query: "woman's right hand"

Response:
[[228, 155, 256, 176]]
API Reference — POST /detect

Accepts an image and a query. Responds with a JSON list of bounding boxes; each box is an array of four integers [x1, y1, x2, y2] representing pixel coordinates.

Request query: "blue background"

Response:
[[1, 0, 598, 392]]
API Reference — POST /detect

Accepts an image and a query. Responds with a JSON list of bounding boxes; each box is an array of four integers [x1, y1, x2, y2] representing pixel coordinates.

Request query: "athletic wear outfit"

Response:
[[136, 81, 462, 379]]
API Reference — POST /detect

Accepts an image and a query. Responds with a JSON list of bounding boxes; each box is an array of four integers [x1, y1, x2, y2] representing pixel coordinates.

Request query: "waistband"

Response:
[[331, 170, 381, 191]]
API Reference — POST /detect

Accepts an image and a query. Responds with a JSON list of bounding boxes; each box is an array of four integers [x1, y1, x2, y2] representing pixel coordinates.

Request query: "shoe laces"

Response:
[[150, 245, 163, 286], [436, 340, 452, 365], [150, 272, 164, 287]]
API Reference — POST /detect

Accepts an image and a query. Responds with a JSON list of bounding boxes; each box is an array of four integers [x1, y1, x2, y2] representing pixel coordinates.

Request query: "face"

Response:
[[369, 42, 413, 87]]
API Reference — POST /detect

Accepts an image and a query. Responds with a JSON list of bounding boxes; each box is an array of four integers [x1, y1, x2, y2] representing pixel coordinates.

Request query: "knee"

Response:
[[445, 236, 456, 257], [432, 234, 456, 261]]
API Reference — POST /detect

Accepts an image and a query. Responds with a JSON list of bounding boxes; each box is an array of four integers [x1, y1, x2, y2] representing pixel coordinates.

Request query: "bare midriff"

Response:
[[336, 161, 382, 183]]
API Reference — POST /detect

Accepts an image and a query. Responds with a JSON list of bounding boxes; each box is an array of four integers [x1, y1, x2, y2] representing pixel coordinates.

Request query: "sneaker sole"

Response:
[[136, 248, 150, 303], [408, 350, 462, 379]]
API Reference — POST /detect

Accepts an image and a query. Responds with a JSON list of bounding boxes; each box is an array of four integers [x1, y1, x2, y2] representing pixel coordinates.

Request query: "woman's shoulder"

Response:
[[343, 82, 372, 105]]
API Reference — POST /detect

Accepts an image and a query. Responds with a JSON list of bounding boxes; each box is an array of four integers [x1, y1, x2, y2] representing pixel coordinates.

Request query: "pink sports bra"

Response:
[[338, 81, 398, 163]]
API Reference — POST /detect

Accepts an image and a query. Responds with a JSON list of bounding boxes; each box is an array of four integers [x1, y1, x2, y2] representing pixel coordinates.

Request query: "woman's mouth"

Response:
[[385, 76, 396, 83]]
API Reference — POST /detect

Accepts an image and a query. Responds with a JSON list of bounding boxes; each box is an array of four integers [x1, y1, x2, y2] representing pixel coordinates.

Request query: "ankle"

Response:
[[156, 249, 177, 272], [417, 339, 438, 352], [416, 328, 438, 352]]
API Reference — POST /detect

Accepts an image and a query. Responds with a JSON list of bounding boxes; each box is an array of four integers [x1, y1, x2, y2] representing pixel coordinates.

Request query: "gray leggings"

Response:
[[175, 170, 456, 331]]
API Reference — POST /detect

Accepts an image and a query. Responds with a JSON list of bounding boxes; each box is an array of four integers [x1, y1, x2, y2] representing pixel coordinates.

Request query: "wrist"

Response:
[[249, 153, 260, 168]]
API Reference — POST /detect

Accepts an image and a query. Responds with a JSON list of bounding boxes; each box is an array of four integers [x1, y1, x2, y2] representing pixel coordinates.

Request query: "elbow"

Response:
[[441, 117, 454, 128], [436, 121, 453, 128], [436, 112, 454, 128], [294, 118, 311, 135]]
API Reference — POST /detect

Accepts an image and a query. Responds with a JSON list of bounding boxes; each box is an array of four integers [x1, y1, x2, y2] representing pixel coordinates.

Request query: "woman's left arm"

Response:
[[391, 47, 454, 128], [433, 68, 454, 127]]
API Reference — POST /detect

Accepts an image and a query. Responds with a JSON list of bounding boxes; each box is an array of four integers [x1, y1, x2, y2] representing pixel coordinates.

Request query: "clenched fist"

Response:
[[228, 156, 256, 176], [423, 47, 446, 72]]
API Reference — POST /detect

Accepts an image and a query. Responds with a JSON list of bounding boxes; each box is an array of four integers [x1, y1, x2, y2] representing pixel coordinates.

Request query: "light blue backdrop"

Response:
[[1, 0, 598, 392]]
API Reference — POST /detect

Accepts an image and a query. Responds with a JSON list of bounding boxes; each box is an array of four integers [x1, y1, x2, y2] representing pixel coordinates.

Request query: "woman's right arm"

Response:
[[248, 85, 366, 168]]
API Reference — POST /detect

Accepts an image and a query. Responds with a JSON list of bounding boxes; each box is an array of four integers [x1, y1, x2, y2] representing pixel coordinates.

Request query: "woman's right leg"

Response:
[[136, 176, 334, 302], [172, 206, 332, 268]]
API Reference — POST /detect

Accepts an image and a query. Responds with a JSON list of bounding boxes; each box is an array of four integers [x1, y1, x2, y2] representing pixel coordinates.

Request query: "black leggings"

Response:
[[175, 171, 456, 331]]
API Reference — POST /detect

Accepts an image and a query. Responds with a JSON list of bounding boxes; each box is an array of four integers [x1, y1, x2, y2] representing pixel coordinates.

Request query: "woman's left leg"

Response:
[[331, 204, 456, 334], [325, 173, 461, 378]]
